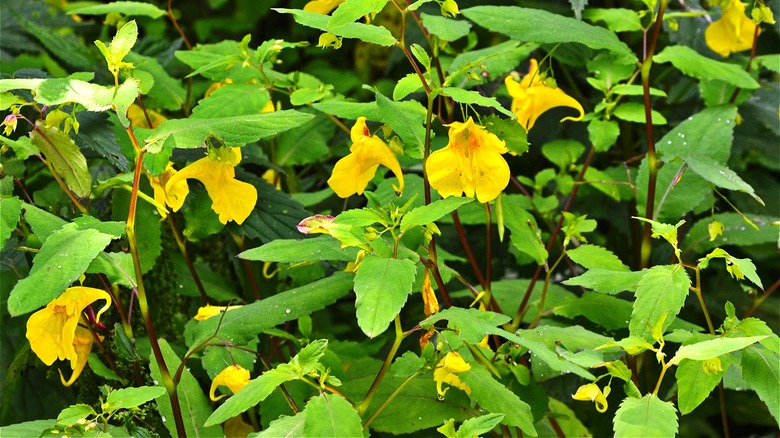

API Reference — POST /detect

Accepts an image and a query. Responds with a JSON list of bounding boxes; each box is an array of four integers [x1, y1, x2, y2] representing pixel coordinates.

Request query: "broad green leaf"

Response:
[[1, 135, 39, 159], [375, 91, 426, 159], [192, 273, 353, 347], [394, 73, 426, 100], [354, 256, 417, 337], [421, 307, 511, 344], [400, 197, 472, 233], [670, 336, 768, 365], [68, 1, 166, 18], [112, 188, 161, 274], [448, 40, 536, 86], [0, 421, 57, 437], [144, 110, 315, 153], [182, 191, 224, 241], [614, 394, 678, 437], [313, 99, 427, 125], [553, 292, 634, 331], [302, 393, 363, 437], [503, 195, 547, 265], [655, 45, 759, 90], [276, 112, 333, 166], [57, 405, 96, 426], [684, 213, 777, 253], [684, 155, 762, 204], [389, 351, 425, 378], [588, 119, 620, 152], [676, 354, 731, 414], [563, 269, 645, 294], [7, 225, 116, 316], [240, 179, 311, 244], [462, 6, 636, 64], [566, 245, 629, 272], [460, 366, 536, 435], [104, 386, 166, 413], [582, 8, 642, 32], [191, 83, 270, 119], [328, 0, 388, 29], [1, 196, 22, 249], [440, 87, 515, 118], [206, 341, 328, 426], [239, 236, 359, 263], [275, 8, 396, 46], [482, 115, 528, 156], [30, 124, 91, 198], [741, 345, 780, 426], [613, 102, 667, 125], [448, 413, 505, 438], [629, 265, 690, 341], [0, 78, 139, 128], [103, 20, 138, 67], [698, 248, 764, 289], [611, 84, 667, 97], [149, 340, 222, 438], [420, 13, 472, 41], [537, 398, 590, 437], [542, 140, 585, 171], [76, 112, 130, 171], [255, 413, 306, 437], [13, 13, 93, 70], [19, 202, 67, 242], [125, 53, 186, 111]]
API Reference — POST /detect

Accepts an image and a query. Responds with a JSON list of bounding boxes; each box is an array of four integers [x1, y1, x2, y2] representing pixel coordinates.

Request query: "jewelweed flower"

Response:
[[210, 365, 251, 401], [419, 270, 439, 350], [25, 286, 111, 386], [572, 383, 611, 413], [304, 0, 344, 14], [166, 147, 258, 225], [328, 117, 404, 198], [505, 59, 585, 132], [433, 352, 472, 397], [127, 103, 167, 129], [194, 304, 243, 321], [147, 162, 189, 218], [426, 117, 509, 203], [2, 113, 18, 136], [705, 0, 758, 57]]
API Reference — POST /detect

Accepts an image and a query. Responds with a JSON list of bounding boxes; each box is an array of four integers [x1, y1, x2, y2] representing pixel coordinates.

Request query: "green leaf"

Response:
[[482, 115, 528, 156], [389, 351, 425, 378], [12, 13, 93, 70], [588, 119, 620, 152], [182, 191, 224, 241], [684, 213, 777, 253], [328, 0, 388, 28], [191, 83, 270, 119], [1, 196, 22, 249], [239, 236, 359, 263], [553, 292, 634, 331], [611, 84, 667, 97], [144, 110, 315, 154], [582, 8, 643, 32], [460, 366, 536, 435], [684, 155, 763, 204], [354, 256, 417, 337], [192, 273, 354, 347], [149, 340, 222, 438], [676, 354, 731, 414], [302, 393, 363, 437], [420, 13, 472, 41], [741, 345, 780, 426], [393, 73, 426, 100], [629, 265, 691, 341], [670, 336, 768, 365], [76, 112, 130, 172], [275, 8, 396, 46], [654, 45, 759, 90], [30, 124, 91, 198], [401, 197, 472, 233], [112, 188, 161, 274], [375, 92, 426, 159], [613, 102, 667, 125], [125, 53, 186, 111], [567, 244, 629, 272], [462, 6, 636, 64], [57, 404, 96, 427], [421, 307, 511, 344], [7, 225, 116, 316], [239, 179, 311, 244], [451, 413, 505, 438], [0, 421, 57, 438], [104, 386, 167, 413], [255, 413, 306, 437], [614, 394, 678, 437], [67, 1, 166, 18], [1, 135, 39, 160], [503, 195, 547, 265], [276, 112, 334, 166], [542, 140, 585, 171], [440, 87, 515, 118], [106, 20, 138, 67]]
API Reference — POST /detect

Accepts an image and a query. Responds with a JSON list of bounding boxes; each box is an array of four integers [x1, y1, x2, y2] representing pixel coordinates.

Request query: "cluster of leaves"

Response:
[[1, 0, 778, 437]]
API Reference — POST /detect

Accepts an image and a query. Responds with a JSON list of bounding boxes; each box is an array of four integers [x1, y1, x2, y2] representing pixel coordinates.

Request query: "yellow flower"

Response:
[[210, 365, 251, 401], [127, 103, 167, 129], [194, 304, 243, 321], [433, 352, 472, 397], [426, 117, 509, 203], [327, 117, 404, 198], [505, 59, 585, 132], [146, 163, 189, 218], [304, 0, 344, 14], [572, 383, 611, 413], [2, 114, 18, 136], [705, 0, 758, 57], [166, 147, 258, 225], [25, 286, 111, 386]]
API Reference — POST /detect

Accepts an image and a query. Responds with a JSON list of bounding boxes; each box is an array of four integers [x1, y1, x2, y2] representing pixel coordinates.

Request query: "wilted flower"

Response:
[[505, 59, 584, 132], [426, 117, 509, 203]]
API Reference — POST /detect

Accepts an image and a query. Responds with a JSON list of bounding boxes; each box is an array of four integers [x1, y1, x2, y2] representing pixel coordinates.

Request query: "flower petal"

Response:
[[60, 325, 95, 387], [705, 0, 757, 57], [210, 365, 251, 401]]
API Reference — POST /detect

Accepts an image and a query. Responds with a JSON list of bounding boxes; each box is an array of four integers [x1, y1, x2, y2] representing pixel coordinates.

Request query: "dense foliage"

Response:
[[1, 0, 778, 437]]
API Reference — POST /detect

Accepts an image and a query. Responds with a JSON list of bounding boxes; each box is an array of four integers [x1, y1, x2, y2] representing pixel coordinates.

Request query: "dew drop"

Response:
[[285, 309, 291, 314], [57, 265, 62, 269], [162, 417, 167, 423], [179, 284, 184, 288]]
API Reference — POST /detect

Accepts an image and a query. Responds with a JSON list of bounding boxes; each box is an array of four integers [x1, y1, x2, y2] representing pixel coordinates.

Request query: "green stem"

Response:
[[639, 0, 667, 269], [166, 215, 211, 304], [357, 315, 407, 416], [125, 127, 187, 437]]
